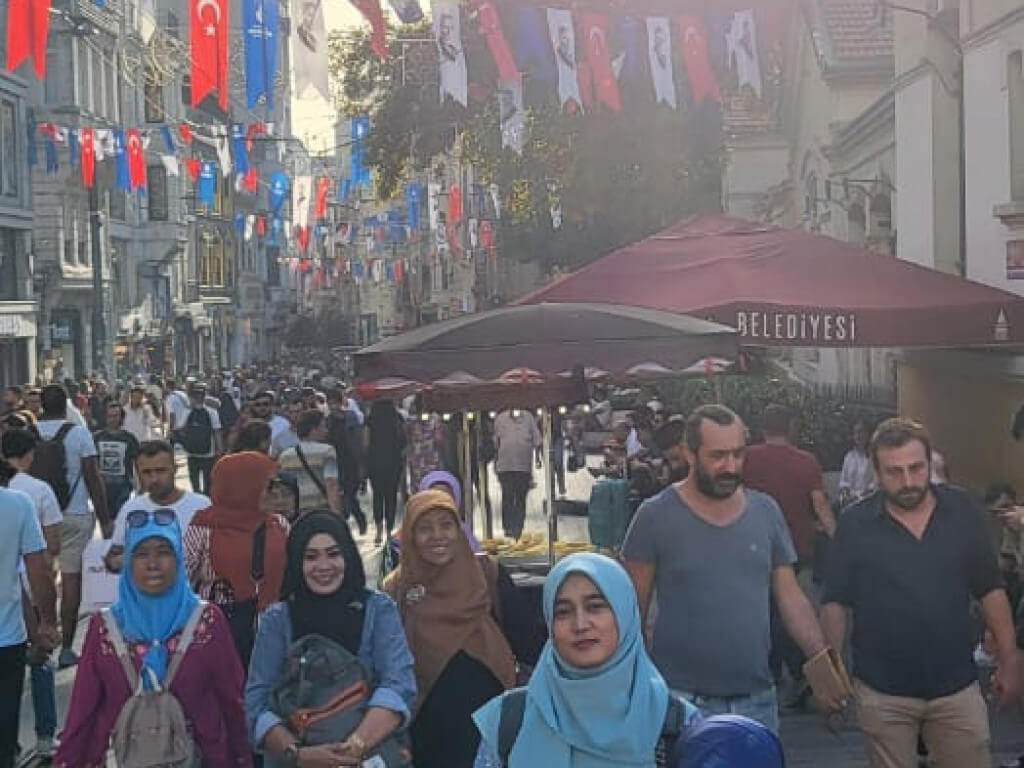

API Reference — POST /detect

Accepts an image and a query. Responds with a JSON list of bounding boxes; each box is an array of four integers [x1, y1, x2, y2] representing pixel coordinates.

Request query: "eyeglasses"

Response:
[[125, 508, 177, 529]]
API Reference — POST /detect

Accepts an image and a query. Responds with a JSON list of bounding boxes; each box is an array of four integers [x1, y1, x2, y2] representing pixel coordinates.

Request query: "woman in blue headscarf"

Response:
[[472, 553, 700, 768], [56, 510, 252, 768]]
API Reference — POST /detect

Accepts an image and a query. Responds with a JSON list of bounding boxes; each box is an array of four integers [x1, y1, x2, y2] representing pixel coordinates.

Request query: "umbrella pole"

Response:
[[543, 407, 556, 568], [462, 413, 475, 536]]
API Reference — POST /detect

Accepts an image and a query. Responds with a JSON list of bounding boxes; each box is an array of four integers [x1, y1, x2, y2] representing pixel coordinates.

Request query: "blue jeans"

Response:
[[29, 659, 56, 739], [673, 685, 779, 734]]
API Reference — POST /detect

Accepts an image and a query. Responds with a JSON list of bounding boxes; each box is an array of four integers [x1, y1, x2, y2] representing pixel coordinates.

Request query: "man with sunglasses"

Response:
[[250, 391, 290, 440], [104, 440, 210, 573]]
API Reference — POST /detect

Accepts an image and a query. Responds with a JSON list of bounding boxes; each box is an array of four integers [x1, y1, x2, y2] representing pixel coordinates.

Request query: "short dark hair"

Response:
[[984, 482, 1017, 506], [762, 404, 792, 437], [138, 439, 175, 460], [1, 428, 37, 460], [685, 404, 741, 453], [296, 409, 325, 439], [40, 384, 67, 417], [233, 420, 272, 453], [106, 401, 125, 423], [5, 385, 22, 397], [869, 418, 932, 468], [253, 390, 275, 404], [130, 384, 145, 395], [653, 417, 685, 452]]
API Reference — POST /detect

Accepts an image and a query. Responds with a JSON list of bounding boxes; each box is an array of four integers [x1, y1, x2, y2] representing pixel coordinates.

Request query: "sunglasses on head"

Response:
[[126, 508, 177, 529]]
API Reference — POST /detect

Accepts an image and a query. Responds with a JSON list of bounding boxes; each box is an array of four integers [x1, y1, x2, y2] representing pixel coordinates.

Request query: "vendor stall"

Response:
[[354, 302, 740, 569]]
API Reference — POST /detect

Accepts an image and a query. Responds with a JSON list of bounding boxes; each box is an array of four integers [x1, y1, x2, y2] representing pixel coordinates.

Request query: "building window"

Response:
[[78, 238, 89, 267], [1010, 51, 1024, 202], [0, 101, 17, 197], [199, 233, 232, 288], [0, 229, 17, 300], [144, 71, 164, 122], [148, 165, 168, 220]]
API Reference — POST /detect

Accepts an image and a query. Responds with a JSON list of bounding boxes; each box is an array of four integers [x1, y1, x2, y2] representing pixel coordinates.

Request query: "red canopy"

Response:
[[521, 214, 1024, 348]]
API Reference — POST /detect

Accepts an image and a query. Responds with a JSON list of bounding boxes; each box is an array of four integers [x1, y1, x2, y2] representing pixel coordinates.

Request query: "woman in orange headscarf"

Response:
[[383, 489, 517, 768], [185, 451, 289, 669]]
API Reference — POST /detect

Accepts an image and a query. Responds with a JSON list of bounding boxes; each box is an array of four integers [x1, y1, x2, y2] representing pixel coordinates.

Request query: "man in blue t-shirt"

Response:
[[0, 479, 58, 767]]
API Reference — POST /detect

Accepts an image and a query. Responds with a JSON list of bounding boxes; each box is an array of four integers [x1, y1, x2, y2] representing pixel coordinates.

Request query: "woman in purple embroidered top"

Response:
[[55, 509, 252, 768]]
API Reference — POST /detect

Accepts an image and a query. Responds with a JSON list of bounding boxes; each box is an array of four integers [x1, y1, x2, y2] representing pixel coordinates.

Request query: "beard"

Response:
[[694, 464, 742, 500], [885, 485, 929, 510]]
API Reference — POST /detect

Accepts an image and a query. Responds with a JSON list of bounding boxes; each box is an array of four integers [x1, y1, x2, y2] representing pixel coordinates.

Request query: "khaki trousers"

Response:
[[855, 679, 990, 768]]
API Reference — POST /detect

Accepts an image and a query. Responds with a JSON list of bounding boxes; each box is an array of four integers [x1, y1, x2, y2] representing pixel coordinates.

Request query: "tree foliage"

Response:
[[327, 25, 724, 272]]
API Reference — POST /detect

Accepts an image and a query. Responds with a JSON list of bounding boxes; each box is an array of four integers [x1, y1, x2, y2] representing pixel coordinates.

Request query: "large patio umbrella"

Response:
[[521, 214, 1024, 348], [353, 302, 738, 408]]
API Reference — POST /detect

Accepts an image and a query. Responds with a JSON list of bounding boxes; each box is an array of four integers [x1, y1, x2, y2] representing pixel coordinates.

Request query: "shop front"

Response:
[[0, 301, 37, 385]]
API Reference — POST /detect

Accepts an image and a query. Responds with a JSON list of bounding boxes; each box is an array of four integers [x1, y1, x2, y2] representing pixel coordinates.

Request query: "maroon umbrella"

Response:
[[521, 214, 1024, 348], [354, 302, 738, 407]]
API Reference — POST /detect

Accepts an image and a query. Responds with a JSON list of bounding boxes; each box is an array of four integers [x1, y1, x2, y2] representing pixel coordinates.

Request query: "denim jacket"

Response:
[[244, 590, 418, 750]]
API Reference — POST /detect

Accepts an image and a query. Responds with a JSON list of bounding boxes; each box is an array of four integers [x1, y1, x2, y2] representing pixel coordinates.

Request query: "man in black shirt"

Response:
[[822, 418, 1020, 768], [93, 401, 140, 526]]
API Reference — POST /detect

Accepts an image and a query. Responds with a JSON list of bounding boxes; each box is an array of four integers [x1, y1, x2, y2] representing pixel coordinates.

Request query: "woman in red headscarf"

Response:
[[185, 451, 290, 669]]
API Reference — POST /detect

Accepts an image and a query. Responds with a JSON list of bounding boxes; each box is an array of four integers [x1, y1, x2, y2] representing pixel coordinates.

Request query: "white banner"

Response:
[[647, 17, 677, 109], [547, 8, 582, 111], [433, 1, 468, 106], [292, 0, 329, 99]]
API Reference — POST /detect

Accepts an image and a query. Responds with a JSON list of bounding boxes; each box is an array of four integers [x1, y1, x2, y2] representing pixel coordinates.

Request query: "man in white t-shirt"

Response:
[[35, 384, 109, 668], [104, 439, 210, 572], [163, 378, 190, 435], [2, 429, 62, 556]]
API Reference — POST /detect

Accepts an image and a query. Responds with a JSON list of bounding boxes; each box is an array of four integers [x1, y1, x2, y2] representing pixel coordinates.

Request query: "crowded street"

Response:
[[6, 1, 1024, 767]]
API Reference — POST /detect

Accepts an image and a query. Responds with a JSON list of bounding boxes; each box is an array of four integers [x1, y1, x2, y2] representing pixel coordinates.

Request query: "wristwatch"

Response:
[[283, 743, 300, 767], [347, 734, 368, 759]]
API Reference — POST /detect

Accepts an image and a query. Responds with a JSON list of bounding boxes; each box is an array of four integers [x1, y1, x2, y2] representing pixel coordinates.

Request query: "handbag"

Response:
[[270, 634, 411, 766]]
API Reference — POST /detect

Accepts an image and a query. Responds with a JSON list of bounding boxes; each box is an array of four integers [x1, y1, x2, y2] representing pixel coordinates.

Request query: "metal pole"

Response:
[[461, 413, 474, 535], [542, 407, 556, 567], [89, 184, 105, 376]]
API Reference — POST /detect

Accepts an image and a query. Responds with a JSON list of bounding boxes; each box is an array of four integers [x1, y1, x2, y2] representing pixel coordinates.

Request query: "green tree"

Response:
[[327, 25, 723, 271]]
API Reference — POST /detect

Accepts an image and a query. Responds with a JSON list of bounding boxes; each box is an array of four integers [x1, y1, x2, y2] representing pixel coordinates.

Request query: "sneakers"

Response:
[[57, 648, 79, 670], [34, 737, 55, 760]]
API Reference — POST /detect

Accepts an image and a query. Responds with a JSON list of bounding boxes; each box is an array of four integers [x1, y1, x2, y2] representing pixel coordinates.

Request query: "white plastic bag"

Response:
[[81, 539, 119, 615]]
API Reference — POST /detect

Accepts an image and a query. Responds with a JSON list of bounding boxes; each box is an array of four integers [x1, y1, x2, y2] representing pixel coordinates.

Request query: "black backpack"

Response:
[[182, 408, 213, 455], [496, 688, 687, 765], [29, 423, 78, 510]]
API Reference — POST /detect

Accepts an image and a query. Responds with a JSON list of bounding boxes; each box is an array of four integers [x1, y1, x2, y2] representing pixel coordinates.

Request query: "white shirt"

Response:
[[626, 428, 644, 458], [9, 472, 63, 529], [123, 404, 156, 443], [112, 490, 211, 547], [66, 401, 88, 428], [165, 390, 189, 429], [839, 449, 875, 502]]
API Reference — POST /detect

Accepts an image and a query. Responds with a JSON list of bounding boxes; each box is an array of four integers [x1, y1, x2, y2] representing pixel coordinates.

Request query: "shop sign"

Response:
[[51, 320, 74, 343], [0, 315, 22, 337], [735, 310, 857, 344]]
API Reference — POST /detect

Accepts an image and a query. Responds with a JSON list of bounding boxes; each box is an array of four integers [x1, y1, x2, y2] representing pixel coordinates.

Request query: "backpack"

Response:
[[29, 423, 77, 511], [181, 408, 213, 455], [587, 478, 631, 550], [271, 632, 412, 766], [101, 603, 205, 768], [496, 688, 687, 765]]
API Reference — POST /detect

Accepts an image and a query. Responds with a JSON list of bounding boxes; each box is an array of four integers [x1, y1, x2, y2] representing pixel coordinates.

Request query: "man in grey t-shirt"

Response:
[[622, 404, 841, 732]]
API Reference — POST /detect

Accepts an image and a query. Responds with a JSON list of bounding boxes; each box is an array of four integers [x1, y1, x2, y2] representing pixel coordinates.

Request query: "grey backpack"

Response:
[[101, 603, 205, 768]]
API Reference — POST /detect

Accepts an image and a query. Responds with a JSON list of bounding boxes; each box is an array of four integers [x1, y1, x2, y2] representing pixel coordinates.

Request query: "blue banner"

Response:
[[68, 129, 80, 167], [244, 0, 278, 108], [269, 171, 289, 214], [351, 116, 371, 188], [234, 212, 246, 236], [160, 125, 176, 154], [197, 161, 217, 207], [516, 7, 556, 86], [230, 124, 250, 174], [113, 129, 129, 190], [405, 182, 422, 229]]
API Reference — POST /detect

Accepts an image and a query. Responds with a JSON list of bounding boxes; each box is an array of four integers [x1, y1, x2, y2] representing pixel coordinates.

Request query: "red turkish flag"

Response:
[[6, 0, 50, 77], [179, 124, 193, 144], [256, 215, 266, 236], [190, 0, 228, 109], [677, 15, 721, 104], [184, 158, 201, 181], [349, 0, 387, 60], [449, 185, 463, 223], [126, 129, 147, 190], [315, 177, 329, 219], [243, 168, 259, 192], [581, 12, 620, 112], [471, 0, 518, 83], [80, 128, 95, 188]]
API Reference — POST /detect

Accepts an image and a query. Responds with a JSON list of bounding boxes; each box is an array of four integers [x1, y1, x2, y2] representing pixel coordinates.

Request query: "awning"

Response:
[[520, 214, 1024, 348]]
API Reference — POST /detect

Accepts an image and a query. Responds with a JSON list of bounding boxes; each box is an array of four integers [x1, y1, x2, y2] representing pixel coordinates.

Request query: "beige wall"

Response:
[[962, 0, 1024, 37], [898, 353, 1024, 494]]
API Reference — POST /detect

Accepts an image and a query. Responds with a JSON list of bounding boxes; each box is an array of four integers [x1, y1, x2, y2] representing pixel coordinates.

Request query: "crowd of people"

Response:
[[0, 369, 1022, 768]]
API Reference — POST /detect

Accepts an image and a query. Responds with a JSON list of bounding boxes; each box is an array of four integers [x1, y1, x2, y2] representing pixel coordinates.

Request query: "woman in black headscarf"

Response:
[[244, 512, 416, 767]]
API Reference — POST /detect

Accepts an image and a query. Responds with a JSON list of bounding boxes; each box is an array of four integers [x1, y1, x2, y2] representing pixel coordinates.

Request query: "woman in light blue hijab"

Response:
[[110, 510, 200, 688], [472, 553, 699, 768]]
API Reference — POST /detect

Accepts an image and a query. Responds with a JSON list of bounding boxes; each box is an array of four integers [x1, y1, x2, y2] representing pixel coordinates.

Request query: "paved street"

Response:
[[17, 453, 1024, 765]]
